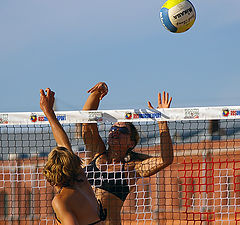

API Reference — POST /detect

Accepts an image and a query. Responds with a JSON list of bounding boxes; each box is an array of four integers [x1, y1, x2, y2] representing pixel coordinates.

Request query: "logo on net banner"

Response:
[[30, 114, 38, 122], [184, 109, 199, 119], [30, 114, 66, 122], [222, 109, 230, 117], [0, 114, 8, 124], [88, 112, 103, 122], [125, 112, 161, 120], [222, 109, 240, 117]]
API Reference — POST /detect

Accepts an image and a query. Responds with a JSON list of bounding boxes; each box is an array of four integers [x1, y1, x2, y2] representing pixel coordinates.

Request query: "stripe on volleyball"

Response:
[[162, 0, 185, 9], [160, 7, 177, 33]]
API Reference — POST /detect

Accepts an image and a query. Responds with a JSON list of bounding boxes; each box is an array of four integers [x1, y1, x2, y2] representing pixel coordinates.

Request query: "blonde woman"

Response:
[[40, 88, 106, 225], [82, 82, 174, 225]]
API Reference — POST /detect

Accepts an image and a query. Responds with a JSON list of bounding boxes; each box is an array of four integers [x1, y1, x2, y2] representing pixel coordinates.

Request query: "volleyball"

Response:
[[160, 0, 196, 33]]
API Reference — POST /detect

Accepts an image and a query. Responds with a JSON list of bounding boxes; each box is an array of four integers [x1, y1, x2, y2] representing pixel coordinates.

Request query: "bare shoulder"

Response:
[[52, 194, 80, 225], [52, 189, 82, 216], [52, 194, 67, 220], [52, 193, 67, 211], [52, 188, 75, 208], [134, 156, 165, 177], [125, 161, 137, 167], [124, 161, 138, 174]]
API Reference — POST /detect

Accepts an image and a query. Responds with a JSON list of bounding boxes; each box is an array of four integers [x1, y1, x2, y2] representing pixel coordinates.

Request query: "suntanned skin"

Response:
[[40, 88, 105, 225], [81, 82, 174, 225]]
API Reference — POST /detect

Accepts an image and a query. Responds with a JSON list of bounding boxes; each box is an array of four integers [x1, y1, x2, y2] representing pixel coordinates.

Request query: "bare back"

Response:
[[53, 178, 104, 225]]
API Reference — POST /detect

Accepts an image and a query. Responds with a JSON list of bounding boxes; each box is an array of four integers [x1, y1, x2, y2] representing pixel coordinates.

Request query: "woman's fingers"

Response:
[[168, 96, 173, 107], [158, 93, 162, 106], [157, 91, 172, 108], [87, 82, 108, 100], [40, 89, 45, 96], [148, 101, 154, 109], [87, 82, 107, 93]]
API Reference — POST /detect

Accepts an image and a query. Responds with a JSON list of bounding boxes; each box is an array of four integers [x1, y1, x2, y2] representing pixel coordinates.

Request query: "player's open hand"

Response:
[[148, 91, 172, 109], [40, 88, 55, 113], [87, 82, 108, 100]]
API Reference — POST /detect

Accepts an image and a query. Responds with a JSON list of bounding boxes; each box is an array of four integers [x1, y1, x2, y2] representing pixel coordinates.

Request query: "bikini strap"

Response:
[[98, 199, 107, 221], [122, 161, 126, 171], [54, 213, 62, 224], [56, 187, 64, 195], [93, 151, 106, 162], [88, 200, 107, 225]]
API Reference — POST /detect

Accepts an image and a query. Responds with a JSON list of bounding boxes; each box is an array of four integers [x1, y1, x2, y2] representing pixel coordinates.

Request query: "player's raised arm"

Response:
[[135, 91, 173, 177], [40, 88, 72, 152], [154, 91, 173, 166], [81, 82, 108, 161]]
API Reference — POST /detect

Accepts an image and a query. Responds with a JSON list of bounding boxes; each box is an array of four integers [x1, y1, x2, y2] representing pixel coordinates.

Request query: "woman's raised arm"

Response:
[[40, 88, 72, 152], [135, 91, 173, 177], [81, 82, 108, 162]]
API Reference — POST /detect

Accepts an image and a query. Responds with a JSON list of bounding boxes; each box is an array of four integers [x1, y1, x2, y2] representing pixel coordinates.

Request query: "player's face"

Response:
[[108, 122, 133, 157]]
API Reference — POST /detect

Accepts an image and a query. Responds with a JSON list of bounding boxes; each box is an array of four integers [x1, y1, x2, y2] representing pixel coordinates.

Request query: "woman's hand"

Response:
[[87, 82, 108, 100], [40, 88, 55, 113], [148, 91, 172, 109]]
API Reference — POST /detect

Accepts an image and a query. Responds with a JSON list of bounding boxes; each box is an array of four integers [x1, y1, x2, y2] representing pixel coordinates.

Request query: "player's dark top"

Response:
[[84, 152, 130, 201]]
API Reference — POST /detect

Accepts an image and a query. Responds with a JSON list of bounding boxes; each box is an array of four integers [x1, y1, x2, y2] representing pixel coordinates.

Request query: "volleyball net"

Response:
[[0, 107, 240, 224]]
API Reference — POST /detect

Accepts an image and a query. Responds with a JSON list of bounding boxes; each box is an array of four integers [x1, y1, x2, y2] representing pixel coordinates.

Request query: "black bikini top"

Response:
[[84, 152, 130, 201]]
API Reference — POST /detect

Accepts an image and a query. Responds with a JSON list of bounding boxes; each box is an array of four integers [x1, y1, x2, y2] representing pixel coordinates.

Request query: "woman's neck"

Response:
[[106, 149, 125, 164]]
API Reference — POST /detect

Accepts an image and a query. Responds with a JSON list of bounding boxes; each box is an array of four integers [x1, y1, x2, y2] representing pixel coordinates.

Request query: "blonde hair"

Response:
[[43, 147, 83, 187]]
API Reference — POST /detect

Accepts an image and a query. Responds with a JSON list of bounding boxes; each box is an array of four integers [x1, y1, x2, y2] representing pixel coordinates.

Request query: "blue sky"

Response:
[[0, 0, 240, 112]]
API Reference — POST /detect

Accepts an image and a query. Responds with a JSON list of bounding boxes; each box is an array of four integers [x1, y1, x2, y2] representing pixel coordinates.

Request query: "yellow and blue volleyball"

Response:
[[160, 0, 196, 33]]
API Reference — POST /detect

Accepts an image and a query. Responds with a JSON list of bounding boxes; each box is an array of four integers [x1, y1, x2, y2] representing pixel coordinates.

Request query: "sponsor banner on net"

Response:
[[222, 109, 240, 118], [30, 113, 67, 123], [88, 112, 103, 122], [184, 109, 199, 119], [0, 114, 8, 124], [125, 112, 161, 120]]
